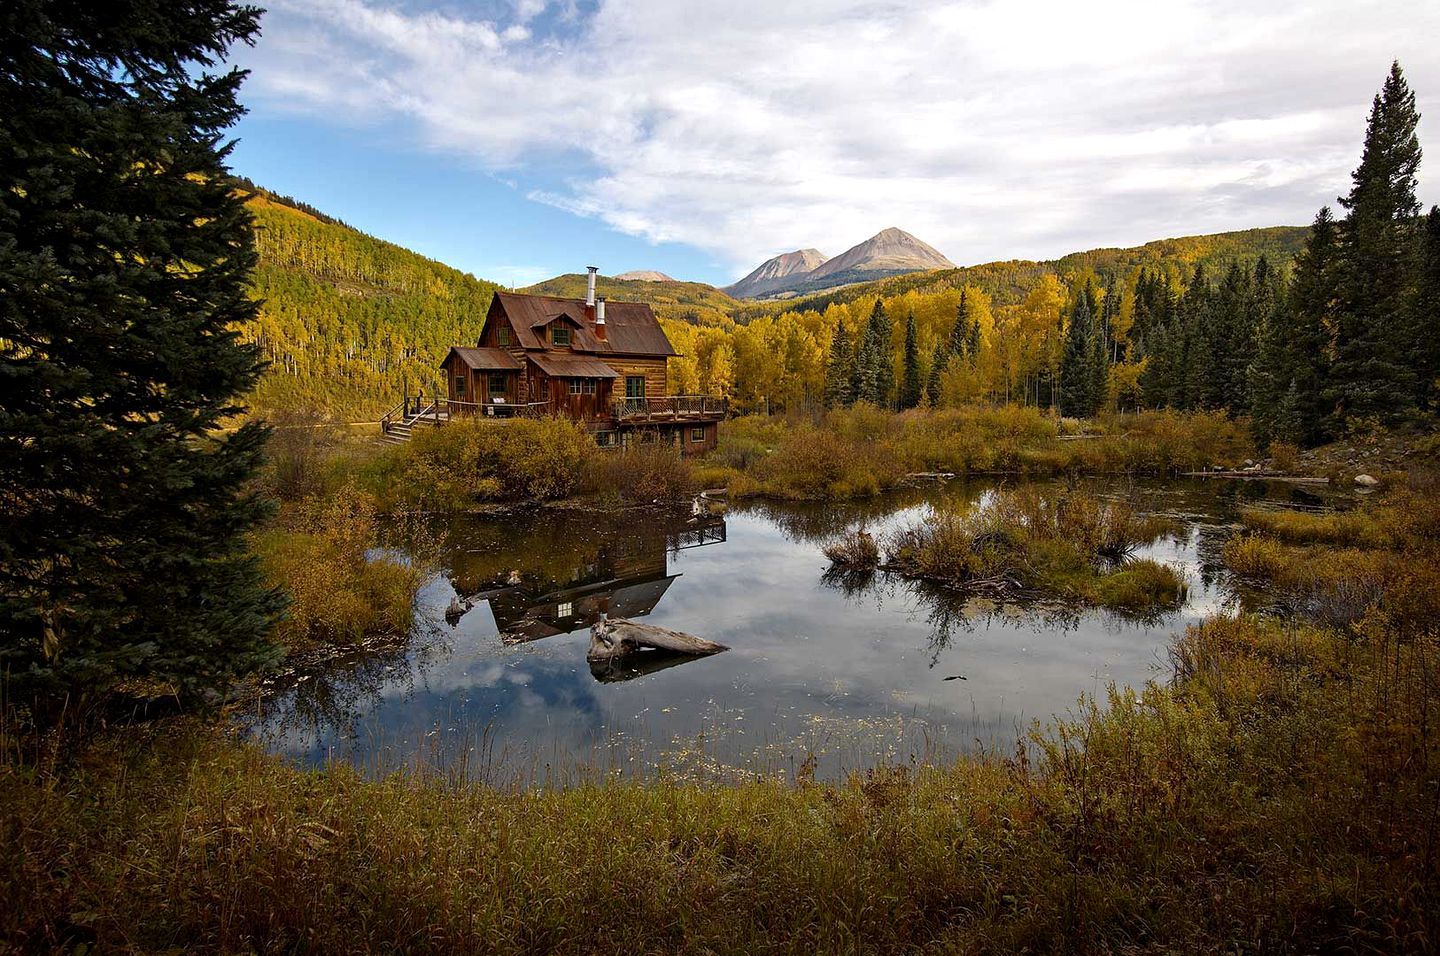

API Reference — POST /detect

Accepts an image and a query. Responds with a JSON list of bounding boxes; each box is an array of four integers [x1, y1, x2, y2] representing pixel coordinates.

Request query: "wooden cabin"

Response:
[[438, 269, 724, 454]]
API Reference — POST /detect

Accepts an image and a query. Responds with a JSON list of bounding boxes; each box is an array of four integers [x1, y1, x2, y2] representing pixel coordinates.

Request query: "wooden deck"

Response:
[[379, 395, 727, 444]]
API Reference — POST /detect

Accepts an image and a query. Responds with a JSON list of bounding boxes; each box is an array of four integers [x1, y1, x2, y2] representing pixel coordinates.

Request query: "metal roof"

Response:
[[528, 352, 621, 378], [442, 346, 522, 370], [490, 291, 678, 357]]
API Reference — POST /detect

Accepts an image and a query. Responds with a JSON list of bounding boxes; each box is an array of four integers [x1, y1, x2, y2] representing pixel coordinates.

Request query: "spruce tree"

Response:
[[1287, 207, 1341, 443], [824, 319, 855, 408], [856, 299, 894, 407], [1414, 206, 1440, 408], [948, 291, 974, 360], [900, 311, 922, 409], [1059, 289, 1097, 417], [0, 0, 284, 726], [925, 342, 948, 407], [1328, 61, 1423, 426]]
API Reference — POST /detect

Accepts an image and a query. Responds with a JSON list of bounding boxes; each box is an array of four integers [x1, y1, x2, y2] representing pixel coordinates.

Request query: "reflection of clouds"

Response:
[[253, 477, 1317, 780]]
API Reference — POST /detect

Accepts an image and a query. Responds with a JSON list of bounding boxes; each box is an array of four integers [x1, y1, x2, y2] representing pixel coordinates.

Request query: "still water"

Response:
[[248, 477, 1336, 781]]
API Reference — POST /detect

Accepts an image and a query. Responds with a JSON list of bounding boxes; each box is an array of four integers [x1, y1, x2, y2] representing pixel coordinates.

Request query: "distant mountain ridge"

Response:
[[723, 248, 829, 299], [726, 228, 956, 299]]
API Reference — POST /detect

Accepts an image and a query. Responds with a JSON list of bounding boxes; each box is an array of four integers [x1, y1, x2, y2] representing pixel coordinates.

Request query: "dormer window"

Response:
[[551, 326, 571, 347]]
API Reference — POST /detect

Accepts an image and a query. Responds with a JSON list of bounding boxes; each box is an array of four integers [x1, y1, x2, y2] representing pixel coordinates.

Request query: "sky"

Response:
[[228, 0, 1440, 288]]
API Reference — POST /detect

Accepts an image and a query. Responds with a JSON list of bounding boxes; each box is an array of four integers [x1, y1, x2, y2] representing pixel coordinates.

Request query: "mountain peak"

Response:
[[614, 270, 676, 282], [722, 247, 830, 299]]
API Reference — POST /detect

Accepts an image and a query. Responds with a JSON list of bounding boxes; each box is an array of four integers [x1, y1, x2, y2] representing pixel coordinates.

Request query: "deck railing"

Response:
[[612, 395, 728, 421], [443, 398, 550, 419]]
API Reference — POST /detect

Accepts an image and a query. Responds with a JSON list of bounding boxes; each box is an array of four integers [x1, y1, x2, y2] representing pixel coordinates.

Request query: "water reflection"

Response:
[[249, 477, 1353, 781]]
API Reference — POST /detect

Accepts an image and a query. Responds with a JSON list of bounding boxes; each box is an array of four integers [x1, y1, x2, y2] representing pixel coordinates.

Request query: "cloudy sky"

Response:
[[229, 0, 1440, 287]]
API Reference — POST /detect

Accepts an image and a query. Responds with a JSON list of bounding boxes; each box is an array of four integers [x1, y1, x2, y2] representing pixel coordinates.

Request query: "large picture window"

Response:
[[551, 325, 571, 347], [625, 375, 645, 399]]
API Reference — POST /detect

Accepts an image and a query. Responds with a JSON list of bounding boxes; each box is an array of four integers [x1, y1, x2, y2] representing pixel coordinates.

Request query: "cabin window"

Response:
[[583, 379, 596, 395], [557, 601, 573, 618], [539, 377, 550, 400], [489, 372, 507, 396], [691, 426, 705, 443], [569, 379, 581, 395], [497, 326, 511, 346], [625, 375, 645, 399], [551, 326, 571, 347], [595, 431, 614, 447], [454, 374, 466, 396]]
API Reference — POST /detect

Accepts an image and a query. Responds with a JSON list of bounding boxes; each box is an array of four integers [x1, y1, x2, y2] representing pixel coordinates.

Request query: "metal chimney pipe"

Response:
[[596, 296, 606, 324], [586, 265, 598, 307]]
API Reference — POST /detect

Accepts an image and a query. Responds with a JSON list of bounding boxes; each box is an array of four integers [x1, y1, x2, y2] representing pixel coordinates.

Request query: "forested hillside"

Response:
[[239, 189, 502, 417], [237, 186, 1313, 421], [522, 272, 741, 327]]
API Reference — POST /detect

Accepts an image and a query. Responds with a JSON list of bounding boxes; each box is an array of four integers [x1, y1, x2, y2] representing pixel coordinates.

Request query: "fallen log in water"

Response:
[[587, 617, 729, 662]]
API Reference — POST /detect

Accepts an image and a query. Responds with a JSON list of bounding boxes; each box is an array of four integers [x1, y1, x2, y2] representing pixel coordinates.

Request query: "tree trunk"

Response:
[[587, 618, 728, 661]]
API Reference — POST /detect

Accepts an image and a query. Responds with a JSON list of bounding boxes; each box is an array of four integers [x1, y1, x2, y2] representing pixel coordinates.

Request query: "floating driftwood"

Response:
[[587, 617, 728, 662], [1179, 470, 1330, 484]]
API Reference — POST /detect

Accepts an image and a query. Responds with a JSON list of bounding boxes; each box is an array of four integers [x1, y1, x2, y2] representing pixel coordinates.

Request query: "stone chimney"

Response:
[[595, 296, 607, 341]]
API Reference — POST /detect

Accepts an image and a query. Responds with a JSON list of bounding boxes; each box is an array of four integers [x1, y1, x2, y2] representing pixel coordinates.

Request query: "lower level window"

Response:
[[454, 374, 466, 396], [583, 379, 596, 395], [595, 431, 614, 447], [569, 379, 581, 395], [691, 426, 705, 442], [489, 372, 507, 395]]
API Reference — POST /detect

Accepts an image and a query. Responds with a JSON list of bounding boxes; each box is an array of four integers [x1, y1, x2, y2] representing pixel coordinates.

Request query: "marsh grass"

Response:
[[822, 527, 881, 568], [716, 406, 1254, 499], [883, 487, 1186, 613], [4, 595, 1438, 953]]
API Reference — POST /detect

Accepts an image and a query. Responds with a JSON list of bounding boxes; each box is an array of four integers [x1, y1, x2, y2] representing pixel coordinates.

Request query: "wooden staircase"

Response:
[[379, 400, 447, 445]]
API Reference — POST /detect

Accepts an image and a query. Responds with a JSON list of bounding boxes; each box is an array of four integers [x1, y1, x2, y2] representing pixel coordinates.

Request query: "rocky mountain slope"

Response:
[[722, 248, 829, 299], [728, 228, 955, 299]]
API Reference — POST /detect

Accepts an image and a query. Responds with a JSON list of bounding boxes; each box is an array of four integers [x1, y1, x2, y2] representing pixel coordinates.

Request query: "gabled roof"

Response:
[[441, 346, 522, 370], [529, 353, 620, 378], [491, 290, 677, 357]]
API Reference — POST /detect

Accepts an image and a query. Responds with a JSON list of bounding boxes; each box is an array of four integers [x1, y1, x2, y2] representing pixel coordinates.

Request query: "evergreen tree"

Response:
[[1328, 61, 1423, 425], [900, 311, 923, 409], [948, 291, 974, 360], [0, 0, 284, 726], [824, 319, 855, 408], [855, 299, 894, 407], [1287, 207, 1341, 443], [1414, 206, 1440, 408], [925, 342, 948, 407], [1059, 288, 1098, 417]]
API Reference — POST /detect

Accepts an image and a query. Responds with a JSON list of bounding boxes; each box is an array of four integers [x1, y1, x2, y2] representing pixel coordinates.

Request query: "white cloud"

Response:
[[245, 0, 1440, 277]]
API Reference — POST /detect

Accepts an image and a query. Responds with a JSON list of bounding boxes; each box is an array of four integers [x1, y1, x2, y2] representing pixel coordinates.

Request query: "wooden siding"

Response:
[[604, 356, 668, 399]]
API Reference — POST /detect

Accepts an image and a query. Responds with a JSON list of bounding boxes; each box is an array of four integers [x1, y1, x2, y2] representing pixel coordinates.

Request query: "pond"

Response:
[[247, 477, 1340, 782]]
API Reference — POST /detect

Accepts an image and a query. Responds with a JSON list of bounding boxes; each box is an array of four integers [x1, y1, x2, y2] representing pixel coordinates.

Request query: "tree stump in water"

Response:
[[587, 618, 728, 662]]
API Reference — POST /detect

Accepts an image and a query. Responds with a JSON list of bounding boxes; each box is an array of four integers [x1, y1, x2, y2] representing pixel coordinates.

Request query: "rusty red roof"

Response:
[[442, 346, 522, 370], [489, 291, 677, 357], [528, 353, 621, 378]]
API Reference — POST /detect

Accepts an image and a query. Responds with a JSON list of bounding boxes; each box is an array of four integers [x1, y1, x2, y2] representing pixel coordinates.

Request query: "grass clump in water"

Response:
[[823, 527, 881, 569], [884, 486, 1185, 613]]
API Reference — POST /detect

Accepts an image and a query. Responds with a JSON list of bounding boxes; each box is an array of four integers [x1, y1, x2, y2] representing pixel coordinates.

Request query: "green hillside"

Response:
[[521, 273, 740, 327], [240, 188, 501, 418]]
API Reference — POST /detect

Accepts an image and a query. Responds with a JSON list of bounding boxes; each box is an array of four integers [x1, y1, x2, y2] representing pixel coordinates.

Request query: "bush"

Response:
[[392, 417, 598, 509], [822, 528, 881, 569], [253, 485, 421, 652], [583, 443, 697, 505]]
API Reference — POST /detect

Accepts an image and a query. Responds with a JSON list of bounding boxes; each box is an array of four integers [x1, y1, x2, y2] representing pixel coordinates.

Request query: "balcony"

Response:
[[612, 395, 728, 422]]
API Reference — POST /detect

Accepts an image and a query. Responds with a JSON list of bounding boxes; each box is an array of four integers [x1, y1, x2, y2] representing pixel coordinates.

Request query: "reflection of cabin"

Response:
[[430, 268, 724, 455], [486, 515, 726, 643]]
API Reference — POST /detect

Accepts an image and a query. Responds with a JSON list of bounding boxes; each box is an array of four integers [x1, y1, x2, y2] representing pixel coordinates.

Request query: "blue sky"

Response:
[[229, 0, 1440, 289]]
